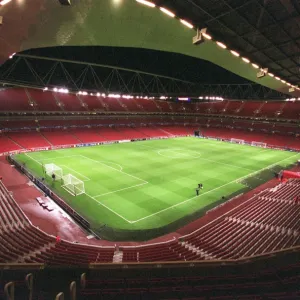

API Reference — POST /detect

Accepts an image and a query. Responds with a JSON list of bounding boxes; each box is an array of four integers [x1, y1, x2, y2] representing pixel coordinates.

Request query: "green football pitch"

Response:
[[13, 137, 300, 240]]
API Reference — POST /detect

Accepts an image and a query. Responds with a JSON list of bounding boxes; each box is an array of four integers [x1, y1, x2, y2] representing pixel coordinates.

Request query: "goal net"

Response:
[[44, 163, 63, 180], [251, 141, 267, 148], [230, 138, 245, 145], [62, 174, 85, 196]]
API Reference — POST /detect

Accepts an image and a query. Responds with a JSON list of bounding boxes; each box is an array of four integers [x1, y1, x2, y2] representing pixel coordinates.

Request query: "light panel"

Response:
[[202, 32, 212, 40], [230, 50, 240, 57], [0, 0, 12, 5], [136, 0, 155, 8], [242, 57, 250, 63], [216, 41, 226, 49], [180, 19, 193, 29], [159, 7, 175, 17]]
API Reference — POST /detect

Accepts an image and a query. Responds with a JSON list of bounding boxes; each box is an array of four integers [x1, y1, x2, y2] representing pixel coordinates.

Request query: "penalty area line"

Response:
[[60, 165, 90, 181], [85, 193, 133, 224], [93, 182, 148, 198], [25, 153, 132, 223], [130, 152, 300, 224], [79, 155, 147, 184]]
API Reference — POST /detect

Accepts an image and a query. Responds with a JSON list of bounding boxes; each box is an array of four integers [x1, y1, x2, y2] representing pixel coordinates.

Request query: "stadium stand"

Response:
[[27, 89, 62, 111], [54, 93, 86, 111], [0, 135, 21, 153], [0, 89, 34, 112], [7, 132, 51, 149], [41, 130, 81, 146]]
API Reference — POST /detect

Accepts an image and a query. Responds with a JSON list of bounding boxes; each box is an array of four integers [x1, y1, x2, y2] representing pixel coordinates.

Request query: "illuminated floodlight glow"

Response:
[[159, 7, 175, 17], [43, 87, 48, 91], [202, 32, 212, 40], [230, 50, 240, 57], [180, 19, 193, 29], [198, 97, 203, 99], [108, 94, 121, 98], [275, 76, 280, 80], [96, 93, 100, 96], [216, 41, 226, 49], [242, 57, 250, 63], [287, 83, 291, 86], [122, 95, 133, 99], [268, 73, 274, 77], [53, 88, 58, 92], [252, 63, 259, 69], [0, 0, 12, 5], [136, 0, 155, 8], [281, 79, 286, 84], [178, 97, 189, 101], [58, 88, 69, 93]]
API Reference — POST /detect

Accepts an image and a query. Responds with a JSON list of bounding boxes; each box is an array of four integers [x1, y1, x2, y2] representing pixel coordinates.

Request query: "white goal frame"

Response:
[[62, 174, 85, 196], [44, 163, 63, 180], [251, 141, 267, 148], [230, 138, 245, 145]]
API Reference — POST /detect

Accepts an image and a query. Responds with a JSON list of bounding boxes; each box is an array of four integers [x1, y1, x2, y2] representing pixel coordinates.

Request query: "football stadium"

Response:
[[0, 0, 300, 299]]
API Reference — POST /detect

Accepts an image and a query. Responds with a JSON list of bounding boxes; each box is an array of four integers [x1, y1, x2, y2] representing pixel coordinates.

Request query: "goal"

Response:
[[230, 138, 245, 145], [251, 141, 267, 148], [62, 174, 85, 196], [44, 163, 63, 180]]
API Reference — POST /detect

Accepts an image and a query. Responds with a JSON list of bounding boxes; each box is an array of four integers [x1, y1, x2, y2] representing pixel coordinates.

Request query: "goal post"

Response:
[[62, 174, 85, 196], [230, 138, 245, 145], [251, 141, 267, 148], [44, 163, 63, 180]]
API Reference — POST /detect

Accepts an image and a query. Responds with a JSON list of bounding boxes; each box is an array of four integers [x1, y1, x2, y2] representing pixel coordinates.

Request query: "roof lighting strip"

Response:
[[134, 0, 296, 92]]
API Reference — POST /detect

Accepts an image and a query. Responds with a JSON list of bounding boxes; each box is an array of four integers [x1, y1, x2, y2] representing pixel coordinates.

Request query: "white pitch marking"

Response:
[[130, 152, 300, 224], [85, 193, 133, 223], [25, 153, 133, 223], [25, 153, 43, 165], [36, 155, 82, 162], [99, 161, 123, 171], [79, 155, 148, 184], [155, 148, 256, 172], [60, 165, 90, 181], [93, 182, 148, 198]]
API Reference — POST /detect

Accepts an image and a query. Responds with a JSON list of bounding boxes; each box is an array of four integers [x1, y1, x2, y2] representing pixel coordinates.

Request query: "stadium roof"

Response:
[[156, 0, 300, 87], [0, 0, 299, 97]]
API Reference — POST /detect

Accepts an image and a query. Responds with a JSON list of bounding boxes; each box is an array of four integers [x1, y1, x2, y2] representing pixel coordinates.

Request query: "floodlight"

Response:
[[159, 7, 175, 17], [216, 41, 226, 49], [0, 0, 12, 5], [230, 50, 240, 57], [180, 19, 193, 29], [136, 0, 155, 8]]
